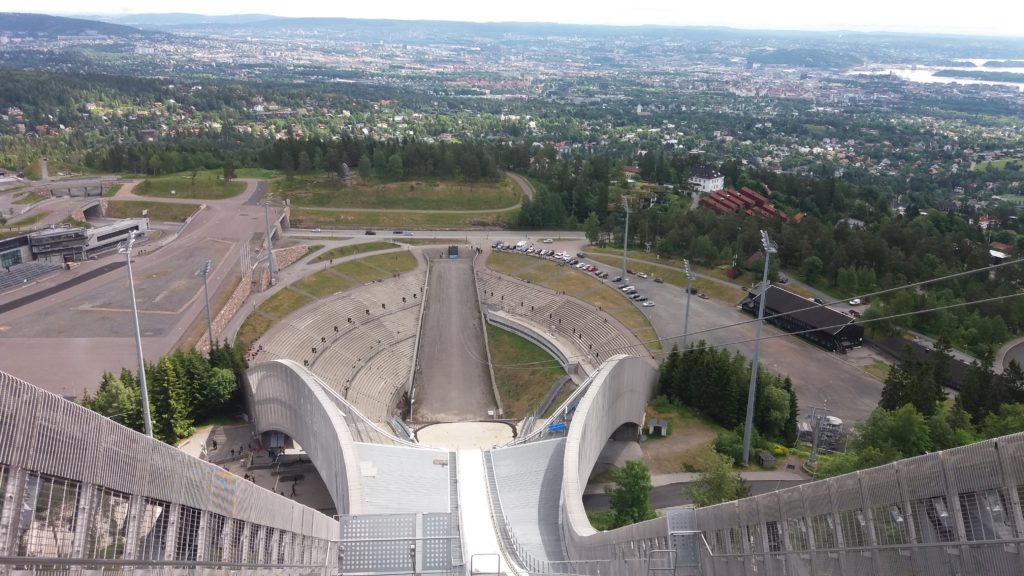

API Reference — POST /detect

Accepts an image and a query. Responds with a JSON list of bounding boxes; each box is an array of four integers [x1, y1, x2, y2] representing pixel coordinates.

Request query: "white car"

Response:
[[642, 301, 656, 307], [848, 298, 862, 306], [542, 238, 553, 243], [637, 272, 648, 279]]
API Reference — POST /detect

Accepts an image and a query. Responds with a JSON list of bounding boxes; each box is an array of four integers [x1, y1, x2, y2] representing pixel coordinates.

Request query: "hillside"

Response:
[[0, 13, 150, 37]]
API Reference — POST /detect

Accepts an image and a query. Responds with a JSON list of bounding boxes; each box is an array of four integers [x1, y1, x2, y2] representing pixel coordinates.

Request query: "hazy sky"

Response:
[[4, 0, 1023, 37]]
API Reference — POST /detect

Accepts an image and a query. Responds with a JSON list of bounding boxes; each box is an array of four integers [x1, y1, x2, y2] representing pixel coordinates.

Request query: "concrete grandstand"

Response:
[[4, 246, 1024, 576]]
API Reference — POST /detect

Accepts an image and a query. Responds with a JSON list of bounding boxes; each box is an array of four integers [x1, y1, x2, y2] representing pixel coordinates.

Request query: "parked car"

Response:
[[612, 276, 623, 283], [627, 268, 635, 275], [687, 287, 698, 294], [642, 301, 656, 307], [848, 309, 862, 318], [620, 285, 635, 291], [631, 293, 643, 300], [636, 296, 648, 301], [654, 277, 664, 283], [848, 298, 862, 306], [577, 252, 587, 258], [813, 297, 825, 305], [599, 272, 609, 279], [637, 272, 648, 279], [698, 293, 709, 300], [543, 238, 553, 243], [365, 230, 376, 235], [393, 230, 404, 234]]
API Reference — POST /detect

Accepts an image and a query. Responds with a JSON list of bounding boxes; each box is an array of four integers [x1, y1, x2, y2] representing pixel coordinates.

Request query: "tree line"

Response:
[[80, 341, 248, 445], [658, 342, 798, 455], [816, 339, 1024, 478]]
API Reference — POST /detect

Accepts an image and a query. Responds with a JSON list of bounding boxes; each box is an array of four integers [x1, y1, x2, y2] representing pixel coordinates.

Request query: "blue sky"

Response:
[[3, 0, 1022, 37]]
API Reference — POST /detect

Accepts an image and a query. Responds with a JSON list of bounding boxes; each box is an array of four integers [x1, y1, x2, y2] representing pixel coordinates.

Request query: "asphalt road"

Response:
[[534, 247, 883, 423], [0, 179, 281, 396], [413, 256, 497, 421]]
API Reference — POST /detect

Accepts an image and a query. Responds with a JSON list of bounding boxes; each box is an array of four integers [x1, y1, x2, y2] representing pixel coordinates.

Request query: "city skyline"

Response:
[[2, 0, 1023, 38]]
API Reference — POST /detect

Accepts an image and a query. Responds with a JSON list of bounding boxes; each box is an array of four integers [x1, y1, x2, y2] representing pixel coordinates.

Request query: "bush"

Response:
[[771, 444, 789, 458]]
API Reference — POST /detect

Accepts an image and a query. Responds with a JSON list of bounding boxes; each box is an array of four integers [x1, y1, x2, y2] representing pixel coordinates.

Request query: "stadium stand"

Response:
[[255, 269, 425, 422], [0, 260, 63, 292], [476, 270, 644, 365]]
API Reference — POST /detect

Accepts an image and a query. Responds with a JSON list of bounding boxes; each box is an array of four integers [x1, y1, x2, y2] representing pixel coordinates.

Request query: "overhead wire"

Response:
[[481, 256, 1024, 369]]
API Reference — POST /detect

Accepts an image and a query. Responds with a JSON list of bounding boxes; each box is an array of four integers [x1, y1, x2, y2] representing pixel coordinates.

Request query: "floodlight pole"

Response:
[[682, 259, 695, 350], [197, 260, 214, 352], [741, 229, 777, 466], [263, 198, 278, 285], [119, 231, 153, 437], [621, 197, 631, 279]]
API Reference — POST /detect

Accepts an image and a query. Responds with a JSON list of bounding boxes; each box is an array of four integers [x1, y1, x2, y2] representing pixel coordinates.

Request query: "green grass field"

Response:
[[236, 314, 274, 348], [292, 270, 356, 298], [289, 208, 514, 230], [132, 170, 246, 200], [272, 176, 520, 210], [332, 251, 418, 283], [105, 200, 200, 222], [486, 251, 661, 354], [260, 287, 313, 318], [312, 241, 398, 263], [487, 324, 567, 419], [975, 158, 1024, 172]]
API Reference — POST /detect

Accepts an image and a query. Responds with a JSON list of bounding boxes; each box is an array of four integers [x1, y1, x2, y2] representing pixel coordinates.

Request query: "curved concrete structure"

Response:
[[559, 355, 670, 567], [246, 359, 365, 515]]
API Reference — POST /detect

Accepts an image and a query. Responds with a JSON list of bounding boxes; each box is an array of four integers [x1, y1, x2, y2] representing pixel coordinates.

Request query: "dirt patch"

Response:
[[640, 405, 719, 474]]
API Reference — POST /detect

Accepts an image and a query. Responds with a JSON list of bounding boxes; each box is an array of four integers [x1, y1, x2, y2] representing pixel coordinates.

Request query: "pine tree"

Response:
[[607, 461, 656, 527]]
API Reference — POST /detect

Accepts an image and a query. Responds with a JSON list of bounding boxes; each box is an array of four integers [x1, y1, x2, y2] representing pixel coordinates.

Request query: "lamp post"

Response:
[[621, 197, 631, 279], [741, 229, 777, 466], [118, 231, 153, 438], [196, 260, 214, 352], [682, 259, 695, 350], [263, 197, 279, 285]]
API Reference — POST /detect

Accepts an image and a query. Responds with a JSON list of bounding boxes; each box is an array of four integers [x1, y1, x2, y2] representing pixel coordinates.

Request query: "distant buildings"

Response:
[[688, 164, 725, 193], [698, 187, 788, 222]]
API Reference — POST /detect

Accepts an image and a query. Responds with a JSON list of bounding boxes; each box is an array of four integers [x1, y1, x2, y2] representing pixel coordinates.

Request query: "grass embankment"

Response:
[[486, 251, 660, 355], [132, 170, 245, 200], [487, 324, 567, 419], [332, 251, 418, 283], [102, 184, 122, 197], [289, 208, 513, 230], [272, 176, 520, 210], [863, 359, 892, 382], [12, 191, 44, 205], [291, 270, 355, 298], [587, 247, 748, 303], [236, 251, 419, 346], [236, 288, 313, 347], [6, 211, 48, 228], [311, 241, 398, 263], [105, 200, 200, 222]]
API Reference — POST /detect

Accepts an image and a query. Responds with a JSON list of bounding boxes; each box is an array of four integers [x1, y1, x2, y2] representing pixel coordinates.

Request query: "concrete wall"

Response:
[[561, 355, 669, 568], [245, 359, 365, 516]]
